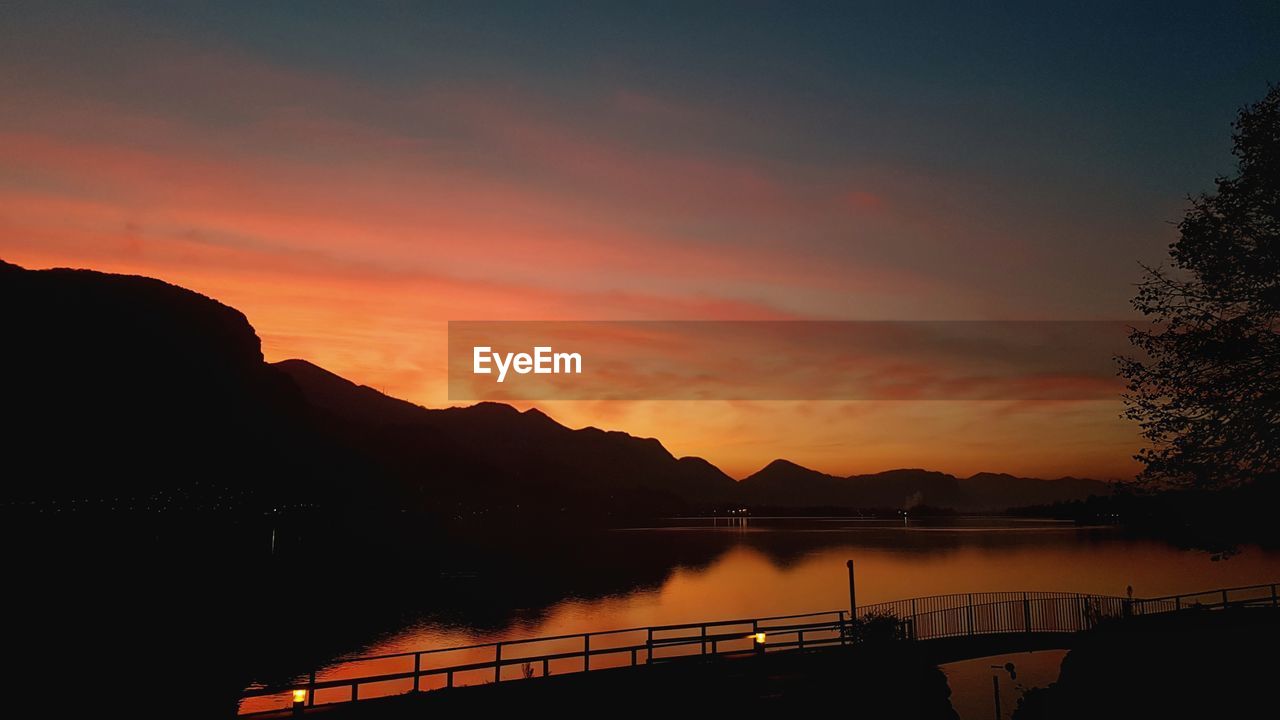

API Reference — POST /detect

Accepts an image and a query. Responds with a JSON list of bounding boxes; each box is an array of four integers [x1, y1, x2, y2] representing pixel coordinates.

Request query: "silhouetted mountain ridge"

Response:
[[274, 358, 737, 512], [739, 459, 1110, 511], [2, 259, 1110, 517], [1, 260, 366, 510]]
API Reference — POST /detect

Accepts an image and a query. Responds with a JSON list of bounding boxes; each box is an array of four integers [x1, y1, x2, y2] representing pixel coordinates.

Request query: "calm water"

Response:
[[943, 650, 1066, 720], [240, 517, 1280, 714]]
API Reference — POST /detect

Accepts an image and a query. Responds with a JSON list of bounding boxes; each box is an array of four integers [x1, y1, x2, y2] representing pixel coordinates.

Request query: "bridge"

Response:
[[238, 581, 1280, 715]]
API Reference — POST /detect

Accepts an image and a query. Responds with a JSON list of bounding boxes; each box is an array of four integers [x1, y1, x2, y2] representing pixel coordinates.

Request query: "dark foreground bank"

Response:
[[1014, 606, 1280, 719]]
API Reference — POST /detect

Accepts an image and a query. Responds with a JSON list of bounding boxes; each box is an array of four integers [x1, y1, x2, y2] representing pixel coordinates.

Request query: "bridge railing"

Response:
[[238, 609, 851, 714], [1132, 582, 1279, 614], [902, 594, 1125, 640], [889, 583, 1280, 642], [238, 582, 1280, 714], [858, 591, 1100, 625]]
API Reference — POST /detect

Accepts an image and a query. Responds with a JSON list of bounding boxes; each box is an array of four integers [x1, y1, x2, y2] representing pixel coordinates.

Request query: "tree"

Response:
[[1118, 85, 1280, 489]]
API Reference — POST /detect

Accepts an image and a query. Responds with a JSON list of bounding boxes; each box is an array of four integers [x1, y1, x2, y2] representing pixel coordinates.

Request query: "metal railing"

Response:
[[1131, 582, 1280, 615], [865, 583, 1280, 643], [239, 609, 850, 712], [238, 582, 1280, 714]]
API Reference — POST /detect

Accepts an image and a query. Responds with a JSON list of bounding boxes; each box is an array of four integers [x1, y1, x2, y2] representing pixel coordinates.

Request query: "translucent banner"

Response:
[[447, 321, 1144, 401]]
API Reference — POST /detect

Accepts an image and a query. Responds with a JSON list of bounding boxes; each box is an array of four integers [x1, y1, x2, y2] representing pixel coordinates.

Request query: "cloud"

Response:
[[0, 32, 1144, 480], [843, 190, 887, 213]]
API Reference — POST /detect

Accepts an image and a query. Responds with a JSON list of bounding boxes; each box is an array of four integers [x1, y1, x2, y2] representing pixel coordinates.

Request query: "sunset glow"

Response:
[[8, 6, 1280, 720], [3, 3, 1274, 480]]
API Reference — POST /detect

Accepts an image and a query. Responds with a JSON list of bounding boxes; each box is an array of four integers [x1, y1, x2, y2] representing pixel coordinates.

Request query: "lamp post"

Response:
[[846, 559, 856, 617], [990, 662, 1016, 719]]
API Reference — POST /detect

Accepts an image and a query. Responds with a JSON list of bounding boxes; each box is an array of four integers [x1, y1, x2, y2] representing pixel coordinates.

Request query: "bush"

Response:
[[848, 611, 908, 644]]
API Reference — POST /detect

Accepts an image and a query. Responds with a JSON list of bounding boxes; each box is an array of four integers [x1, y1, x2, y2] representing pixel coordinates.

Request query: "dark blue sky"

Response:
[[3, 0, 1277, 318]]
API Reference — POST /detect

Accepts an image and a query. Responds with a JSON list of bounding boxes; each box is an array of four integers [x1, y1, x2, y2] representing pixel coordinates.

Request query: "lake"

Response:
[[238, 517, 1280, 715]]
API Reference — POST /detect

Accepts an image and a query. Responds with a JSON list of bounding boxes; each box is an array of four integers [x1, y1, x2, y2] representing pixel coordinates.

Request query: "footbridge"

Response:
[[238, 581, 1280, 714]]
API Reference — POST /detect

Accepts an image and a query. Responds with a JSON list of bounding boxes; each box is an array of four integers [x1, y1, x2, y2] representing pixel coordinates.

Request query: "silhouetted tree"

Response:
[[1118, 85, 1280, 489]]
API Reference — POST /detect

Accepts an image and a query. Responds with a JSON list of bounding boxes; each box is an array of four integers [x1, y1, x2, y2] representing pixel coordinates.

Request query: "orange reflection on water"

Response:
[[238, 522, 1280, 713]]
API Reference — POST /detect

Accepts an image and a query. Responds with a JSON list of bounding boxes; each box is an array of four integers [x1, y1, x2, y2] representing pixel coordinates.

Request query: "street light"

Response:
[[990, 662, 1016, 719]]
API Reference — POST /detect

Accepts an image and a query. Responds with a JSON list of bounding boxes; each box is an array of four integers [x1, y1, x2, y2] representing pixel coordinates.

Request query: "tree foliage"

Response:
[[1119, 85, 1280, 488]]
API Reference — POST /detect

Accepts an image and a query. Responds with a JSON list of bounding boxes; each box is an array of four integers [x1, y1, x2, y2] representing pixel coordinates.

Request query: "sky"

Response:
[[2, 1, 1277, 479]]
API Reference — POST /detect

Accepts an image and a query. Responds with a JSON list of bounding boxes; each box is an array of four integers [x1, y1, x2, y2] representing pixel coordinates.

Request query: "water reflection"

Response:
[[943, 651, 1067, 720], [240, 518, 1280, 713]]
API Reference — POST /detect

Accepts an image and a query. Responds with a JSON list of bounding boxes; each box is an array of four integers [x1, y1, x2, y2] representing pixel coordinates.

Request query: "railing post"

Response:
[[967, 593, 974, 636], [1272, 584, 1277, 607], [1023, 592, 1031, 634], [701, 624, 707, 655], [544, 657, 551, 677], [583, 634, 590, 671], [1176, 596, 1182, 611], [447, 671, 454, 688], [838, 610, 847, 645], [1222, 589, 1229, 607], [911, 598, 917, 632], [847, 560, 857, 618], [351, 683, 358, 702], [646, 628, 654, 664], [494, 642, 502, 684], [412, 652, 421, 692], [798, 629, 805, 650], [307, 671, 315, 706]]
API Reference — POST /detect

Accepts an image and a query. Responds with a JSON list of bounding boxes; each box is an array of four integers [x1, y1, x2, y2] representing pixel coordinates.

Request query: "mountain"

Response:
[[2, 258, 1110, 518], [274, 358, 739, 512], [735, 459, 852, 506], [0, 259, 362, 510], [739, 460, 1110, 511], [273, 358, 429, 426], [963, 472, 1112, 509], [0, 259, 742, 518]]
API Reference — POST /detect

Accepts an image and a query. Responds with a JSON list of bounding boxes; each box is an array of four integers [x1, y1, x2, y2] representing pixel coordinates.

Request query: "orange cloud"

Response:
[[0, 39, 1141, 480]]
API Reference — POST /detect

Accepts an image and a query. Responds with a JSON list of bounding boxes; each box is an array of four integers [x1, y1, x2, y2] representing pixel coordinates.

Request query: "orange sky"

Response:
[[0, 250, 1143, 480], [4, 8, 1227, 481]]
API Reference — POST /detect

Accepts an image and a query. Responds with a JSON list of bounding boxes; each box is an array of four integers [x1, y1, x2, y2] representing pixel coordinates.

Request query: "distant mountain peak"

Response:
[[763, 458, 806, 471], [520, 407, 559, 424], [469, 401, 520, 413], [744, 459, 838, 483], [967, 471, 1019, 481]]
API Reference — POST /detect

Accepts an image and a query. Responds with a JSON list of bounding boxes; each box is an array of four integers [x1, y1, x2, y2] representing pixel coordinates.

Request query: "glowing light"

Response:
[[292, 689, 307, 705], [753, 632, 766, 644]]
